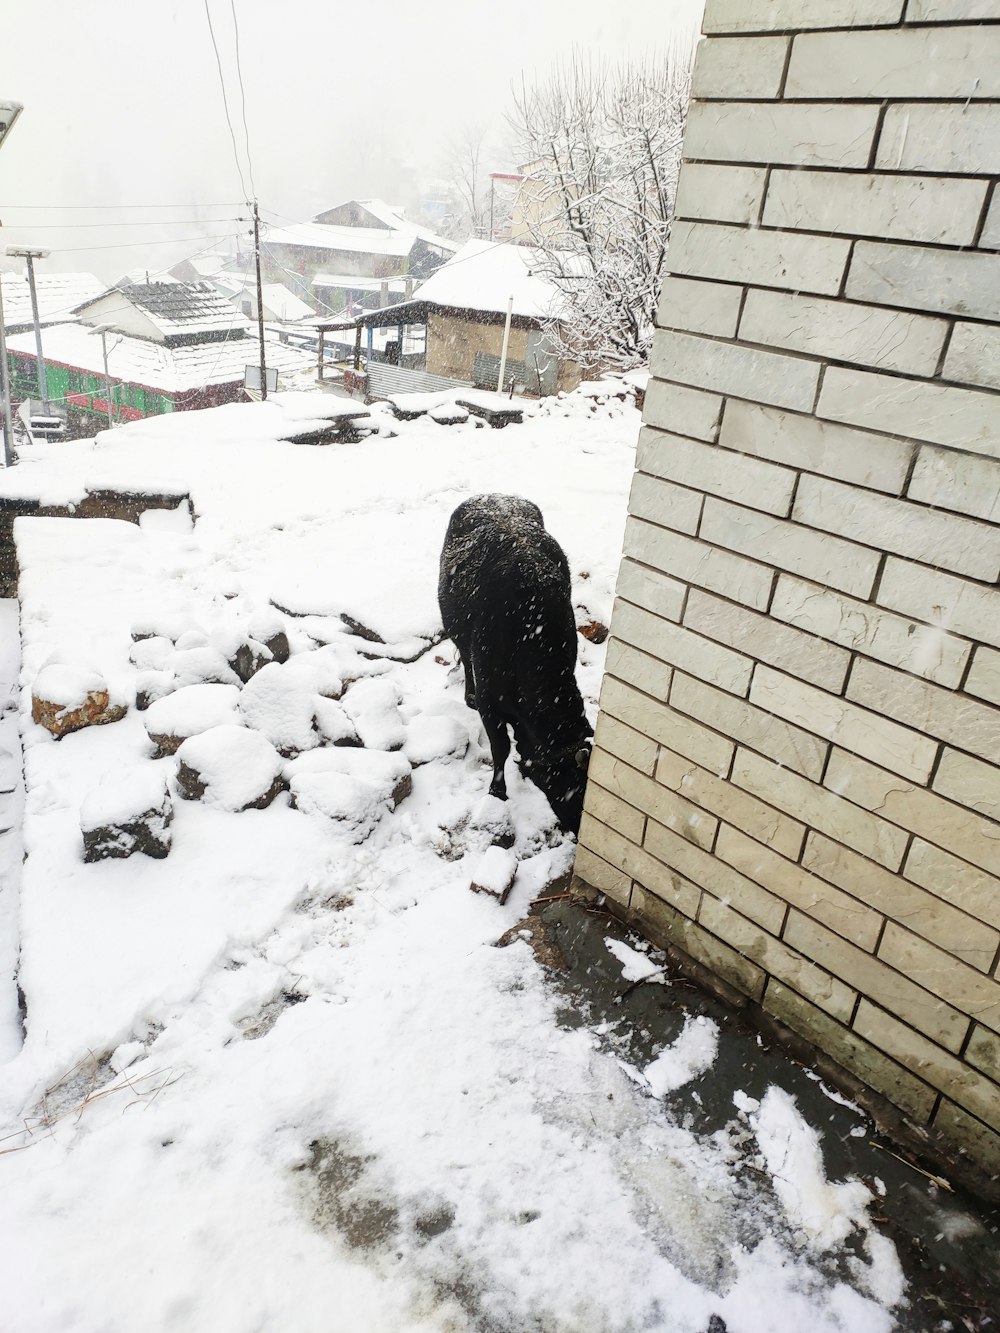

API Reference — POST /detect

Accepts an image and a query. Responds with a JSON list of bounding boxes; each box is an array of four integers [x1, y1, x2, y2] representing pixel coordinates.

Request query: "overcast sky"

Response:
[[0, 0, 704, 284]]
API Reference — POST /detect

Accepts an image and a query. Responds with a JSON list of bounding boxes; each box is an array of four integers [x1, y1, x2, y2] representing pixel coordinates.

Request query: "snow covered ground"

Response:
[[0, 388, 906, 1331]]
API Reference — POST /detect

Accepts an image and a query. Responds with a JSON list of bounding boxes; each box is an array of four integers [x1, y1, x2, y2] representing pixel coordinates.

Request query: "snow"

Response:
[[79, 765, 170, 831], [0, 385, 905, 1332], [470, 844, 518, 898], [411, 239, 567, 321], [31, 663, 106, 711], [606, 935, 665, 983], [176, 725, 284, 812], [644, 1015, 720, 1098]]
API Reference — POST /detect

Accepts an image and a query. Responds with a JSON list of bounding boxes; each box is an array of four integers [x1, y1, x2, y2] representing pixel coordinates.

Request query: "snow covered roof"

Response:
[[260, 284, 315, 322], [264, 222, 418, 259], [75, 281, 250, 337], [0, 271, 105, 329], [411, 240, 563, 322], [6, 322, 314, 394], [312, 273, 407, 293]]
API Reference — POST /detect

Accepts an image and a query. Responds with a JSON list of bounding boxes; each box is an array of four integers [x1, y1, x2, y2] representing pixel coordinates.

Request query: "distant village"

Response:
[[2, 184, 593, 443]]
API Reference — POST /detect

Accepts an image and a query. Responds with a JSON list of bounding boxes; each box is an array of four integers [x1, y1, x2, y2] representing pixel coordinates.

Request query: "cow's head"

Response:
[[519, 737, 592, 835]]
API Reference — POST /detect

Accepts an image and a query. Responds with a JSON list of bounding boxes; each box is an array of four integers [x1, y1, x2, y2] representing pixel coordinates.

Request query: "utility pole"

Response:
[[7, 246, 50, 408], [86, 324, 115, 427], [252, 199, 267, 400], [0, 273, 14, 467]]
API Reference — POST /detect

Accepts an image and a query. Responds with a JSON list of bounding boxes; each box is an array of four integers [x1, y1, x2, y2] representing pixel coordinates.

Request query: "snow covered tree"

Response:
[[507, 50, 692, 372]]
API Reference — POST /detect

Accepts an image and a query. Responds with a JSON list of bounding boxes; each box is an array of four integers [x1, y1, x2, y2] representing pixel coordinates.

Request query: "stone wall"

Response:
[[573, 0, 1000, 1192]]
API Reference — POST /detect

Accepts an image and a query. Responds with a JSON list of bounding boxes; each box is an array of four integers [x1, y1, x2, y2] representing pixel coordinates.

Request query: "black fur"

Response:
[[438, 494, 593, 833]]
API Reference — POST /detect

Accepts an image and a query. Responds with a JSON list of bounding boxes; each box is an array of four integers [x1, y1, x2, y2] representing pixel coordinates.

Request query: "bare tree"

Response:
[[437, 122, 492, 241], [508, 49, 692, 372]]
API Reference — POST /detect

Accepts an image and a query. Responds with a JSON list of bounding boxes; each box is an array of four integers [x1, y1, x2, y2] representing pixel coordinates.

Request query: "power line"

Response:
[[229, 0, 256, 200], [4, 217, 247, 230], [0, 202, 243, 211], [203, 0, 251, 202], [42, 228, 249, 255]]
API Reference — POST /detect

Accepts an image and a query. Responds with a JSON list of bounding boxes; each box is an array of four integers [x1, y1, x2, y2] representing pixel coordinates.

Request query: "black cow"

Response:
[[438, 494, 593, 833]]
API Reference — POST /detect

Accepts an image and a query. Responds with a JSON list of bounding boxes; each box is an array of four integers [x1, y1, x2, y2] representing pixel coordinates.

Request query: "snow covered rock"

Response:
[[429, 402, 469, 426], [131, 613, 202, 644], [165, 645, 241, 688], [143, 683, 242, 757], [128, 635, 173, 672], [313, 696, 361, 747], [468, 793, 515, 850], [80, 768, 173, 862], [341, 677, 405, 751], [31, 665, 126, 739], [287, 747, 412, 840], [402, 714, 468, 766], [134, 669, 174, 711], [176, 725, 286, 811], [469, 845, 517, 904], [238, 661, 323, 756]]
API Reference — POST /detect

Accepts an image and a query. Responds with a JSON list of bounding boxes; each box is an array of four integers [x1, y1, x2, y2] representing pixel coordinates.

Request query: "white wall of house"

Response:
[[574, 0, 1000, 1190]]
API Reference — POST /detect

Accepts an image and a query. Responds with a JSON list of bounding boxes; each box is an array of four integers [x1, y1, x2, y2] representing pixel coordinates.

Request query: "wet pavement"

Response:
[[502, 894, 1000, 1333]]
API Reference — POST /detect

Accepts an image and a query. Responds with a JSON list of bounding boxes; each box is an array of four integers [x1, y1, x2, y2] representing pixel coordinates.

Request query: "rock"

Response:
[[341, 677, 405, 751], [31, 665, 127, 739], [176, 725, 286, 811], [314, 697, 361, 747], [469, 793, 515, 850], [429, 403, 469, 426], [80, 768, 173, 862], [130, 613, 202, 643], [134, 670, 174, 711], [166, 645, 241, 688], [128, 635, 173, 672], [470, 846, 517, 904], [143, 683, 242, 757], [578, 620, 609, 644], [402, 714, 469, 766], [286, 748, 412, 839]]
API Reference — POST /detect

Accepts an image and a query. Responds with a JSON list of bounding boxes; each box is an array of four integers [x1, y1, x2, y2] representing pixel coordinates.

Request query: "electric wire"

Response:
[[203, 0, 251, 202], [229, 0, 256, 199]]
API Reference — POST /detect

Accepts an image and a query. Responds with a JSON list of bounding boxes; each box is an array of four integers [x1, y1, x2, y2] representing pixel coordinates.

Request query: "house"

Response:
[[260, 198, 459, 318], [0, 270, 105, 334], [5, 280, 313, 429]]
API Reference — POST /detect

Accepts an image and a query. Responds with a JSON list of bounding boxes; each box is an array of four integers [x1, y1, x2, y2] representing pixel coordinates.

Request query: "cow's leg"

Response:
[[478, 698, 511, 800], [453, 637, 476, 708]]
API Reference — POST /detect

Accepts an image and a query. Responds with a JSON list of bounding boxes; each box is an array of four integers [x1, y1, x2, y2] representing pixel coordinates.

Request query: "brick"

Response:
[[785, 912, 969, 1051], [674, 163, 767, 226], [692, 35, 789, 100], [877, 104, 1000, 177], [933, 748, 1000, 825], [643, 377, 722, 443], [684, 100, 880, 170], [764, 978, 936, 1123], [645, 817, 784, 933], [701, 495, 878, 599], [880, 912, 998, 1009], [719, 824, 882, 950], [908, 0, 1000, 16], [604, 638, 674, 702], [590, 747, 719, 851], [593, 711, 659, 776], [981, 192, 1000, 249], [702, 0, 905, 30], [580, 782, 645, 846], [656, 276, 743, 339], [794, 474, 1000, 583], [878, 557, 1000, 652], [630, 884, 766, 1001], [762, 169, 986, 248], [944, 323, 1000, 394], [966, 647, 1000, 708], [579, 810, 702, 919], [846, 658, 1000, 766], [625, 515, 773, 612], [700, 895, 856, 1022], [786, 25, 1000, 99], [804, 832, 999, 970], [772, 574, 969, 688], [671, 671, 829, 782], [907, 446, 1000, 525], [656, 745, 805, 861], [600, 676, 735, 776], [933, 1100, 1000, 1180], [733, 747, 909, 870], [612, 599, 753, 697], [669, 220, 850, 300], [750, 664, 937, 784], [650, 327, 820, 415], [819, 364, 1000, 463], [685, 587, 852, 693], [966, 1025, 1000, 1082], [739, 288, 946, 379], [720, 399, 912, 495], [572, 845, 631, 908], [637, 424, 796, 517], [905, 839, 1000, 932], [826, 749, 1000, 881], [616, 557, 687, 623], [848, 241, 1000, 326], [854, 1000, 998, 1133], [628, 470, 703, 537]]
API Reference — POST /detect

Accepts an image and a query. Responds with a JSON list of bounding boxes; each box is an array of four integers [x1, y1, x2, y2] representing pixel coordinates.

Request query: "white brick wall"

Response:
[[574, 2, 1000, 1189]]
